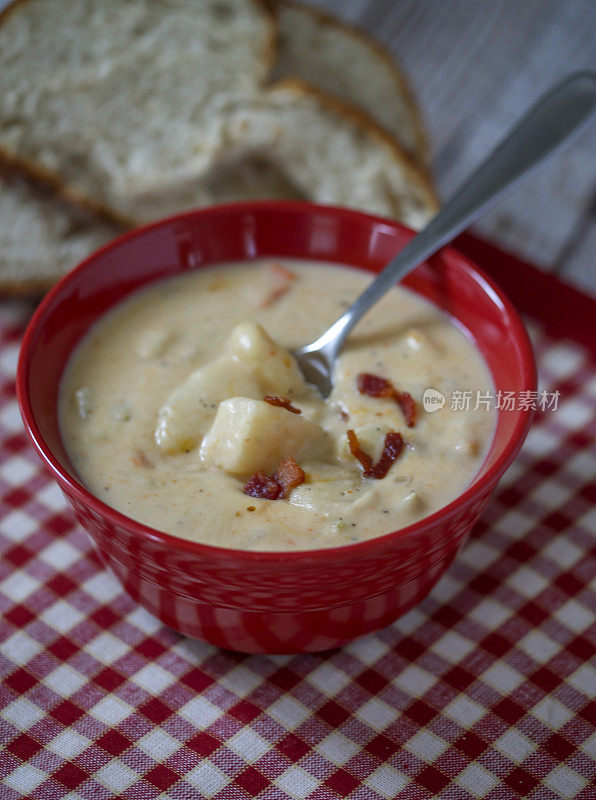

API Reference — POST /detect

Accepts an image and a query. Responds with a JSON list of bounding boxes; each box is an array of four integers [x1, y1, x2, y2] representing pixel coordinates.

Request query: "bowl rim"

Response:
[[17, 200, 537, 564]]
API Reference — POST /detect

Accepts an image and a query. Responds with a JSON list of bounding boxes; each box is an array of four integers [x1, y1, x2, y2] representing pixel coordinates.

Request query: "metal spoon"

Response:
[[294, 72, 596, 396]]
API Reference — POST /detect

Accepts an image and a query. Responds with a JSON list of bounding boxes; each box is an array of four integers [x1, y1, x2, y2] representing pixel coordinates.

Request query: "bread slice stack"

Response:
[[271, 0, 428, 167], [0, 0, 438, 294]]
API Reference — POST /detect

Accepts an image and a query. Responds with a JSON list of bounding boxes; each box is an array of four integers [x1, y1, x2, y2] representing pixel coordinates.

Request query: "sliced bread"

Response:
[[0, 0, 276, 221], [270, 0, 428, 166], [0, 170, 120, 294], [0, 0, 438, 294], [125, 81, 437, 228], [0, 79, 437, 294]]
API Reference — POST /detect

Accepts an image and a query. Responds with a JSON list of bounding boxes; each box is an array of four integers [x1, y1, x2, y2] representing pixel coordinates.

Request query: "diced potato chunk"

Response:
[[290, 463, 361, 517], [155, 359, 260, 453], [412, 412, 481, 459], [136, 327, 176, 359], [200, 397, 328, 474], [227, 321, 306, 396], [401, 491, 426, 515], [404, 327, 442, 354], [74, 387, 93, 419]]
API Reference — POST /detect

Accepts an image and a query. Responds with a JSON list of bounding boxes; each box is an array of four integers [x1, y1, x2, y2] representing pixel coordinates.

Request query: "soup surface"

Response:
[[59, 260, 495, 550]]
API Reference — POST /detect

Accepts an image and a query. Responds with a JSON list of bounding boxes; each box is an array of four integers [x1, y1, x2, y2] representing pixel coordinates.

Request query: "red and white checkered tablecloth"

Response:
[[1, 277, 595, 799]]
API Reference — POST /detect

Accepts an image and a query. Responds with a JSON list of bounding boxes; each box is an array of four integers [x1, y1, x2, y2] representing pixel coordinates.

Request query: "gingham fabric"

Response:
[[1, 293, 595, 800]]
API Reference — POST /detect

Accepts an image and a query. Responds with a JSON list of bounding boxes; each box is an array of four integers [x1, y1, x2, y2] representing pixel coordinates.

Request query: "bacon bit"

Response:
[[243, 456, 305, 500], [397, 391, 417, 428], [258, 262, 297, 308], [263, 395, 301, 414], [356, 372, 417, 427], [243, 472, 281, 500], [270, 262, 297, 282], [346, 429, 405, 479], [275, 456, 306, 498], [357, 373, 393, 397], [207, 277, 228, 292], [346, 429, 373, 472], [132, 449, 154, 469], [365, 431, 405, 479], [262, 286, 290, 307]]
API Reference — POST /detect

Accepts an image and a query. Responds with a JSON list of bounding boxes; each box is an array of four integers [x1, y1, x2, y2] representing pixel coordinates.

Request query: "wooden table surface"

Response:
[[315, 0, 596, 295]]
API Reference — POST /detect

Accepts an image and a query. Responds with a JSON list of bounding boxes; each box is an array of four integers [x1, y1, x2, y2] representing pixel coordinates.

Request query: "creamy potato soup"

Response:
[[59, 260, 495, 550]]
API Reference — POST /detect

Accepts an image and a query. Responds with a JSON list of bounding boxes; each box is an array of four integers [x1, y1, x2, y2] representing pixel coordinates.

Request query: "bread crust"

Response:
[[0, 0, 27, 26], [0, 278, 58, 297], [0, 148, 134, 227], [0, 77, 438, 231], [252, 0, 279, 81], [0, 0, 280, 227], [268, 0, 430, 167], [263, 77, 439, 213], [0, 0, 437, 296], [0, 162, 123, 296]]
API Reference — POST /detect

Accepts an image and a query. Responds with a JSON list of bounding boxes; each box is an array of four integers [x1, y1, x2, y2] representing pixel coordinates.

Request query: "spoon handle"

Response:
[[315, 71, 596, 355]]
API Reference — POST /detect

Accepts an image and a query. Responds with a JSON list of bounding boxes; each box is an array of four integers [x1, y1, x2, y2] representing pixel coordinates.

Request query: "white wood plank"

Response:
[[314, 0, 596, 291]]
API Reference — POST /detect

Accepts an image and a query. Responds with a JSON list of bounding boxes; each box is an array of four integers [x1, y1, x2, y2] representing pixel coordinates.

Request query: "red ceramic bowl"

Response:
[[18, 202, 536, 653]]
